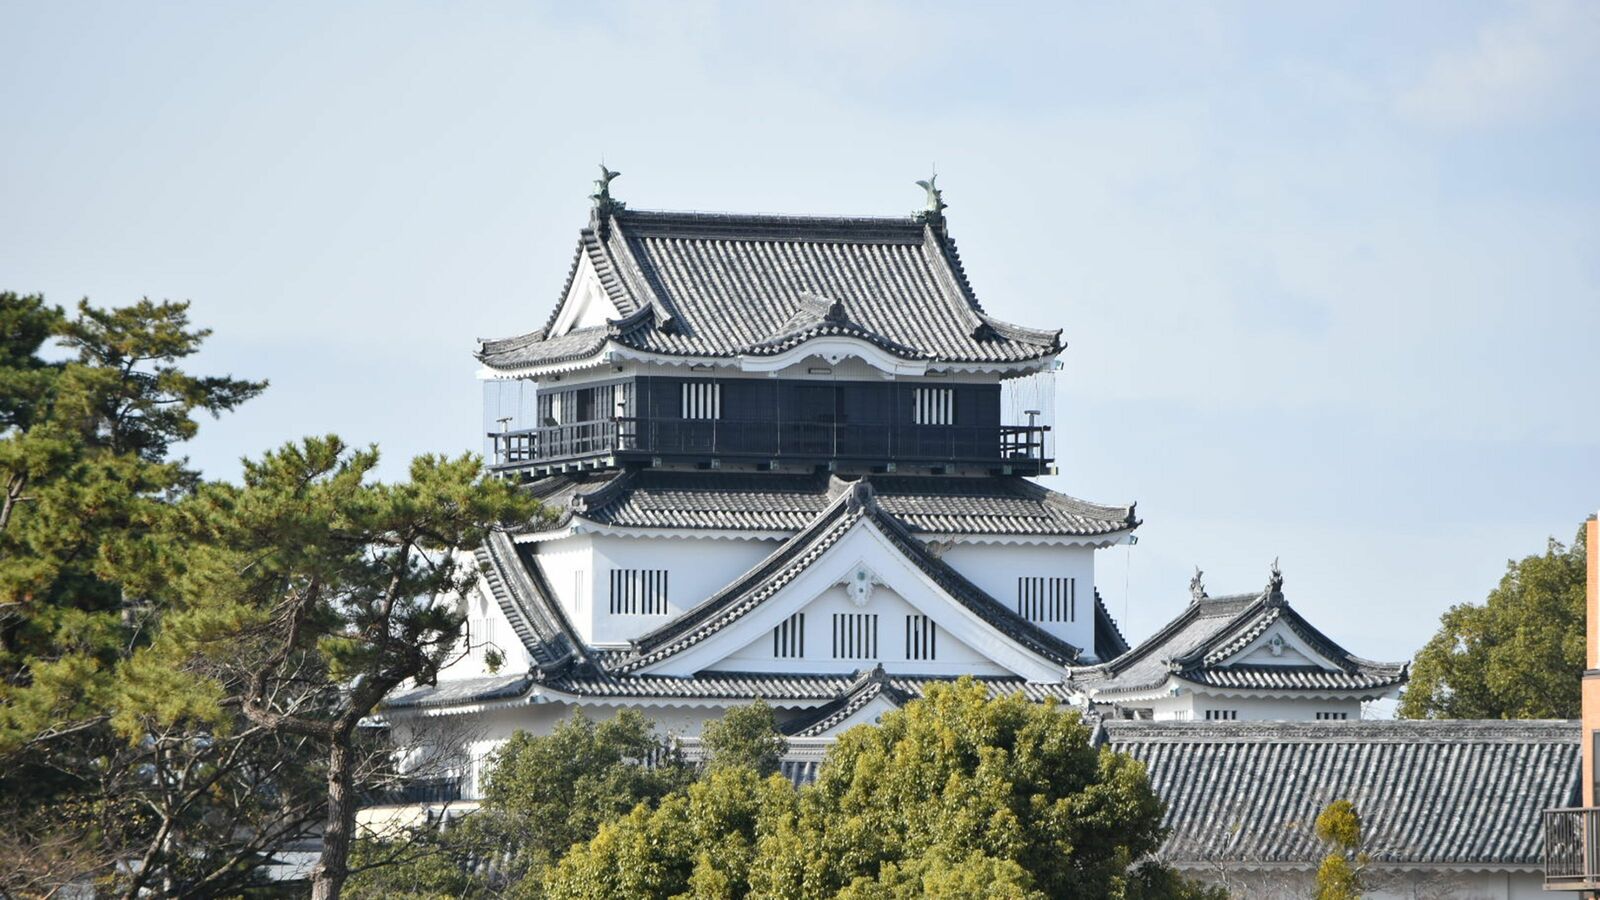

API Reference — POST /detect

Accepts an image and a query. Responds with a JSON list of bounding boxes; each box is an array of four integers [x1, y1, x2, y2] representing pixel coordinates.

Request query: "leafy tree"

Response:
[[350, 701, 795, 899], [1399, 525, 1587, 719], [0, 293, 264, 754], [0, 292, 272, 896], [1313, 799, 1366, 900], [701, 698, 787, 777], [544, 679, 1224, 900], [346, 708, 694, 899], [544, 765, 791, 900], [161, 436, 538, 899]]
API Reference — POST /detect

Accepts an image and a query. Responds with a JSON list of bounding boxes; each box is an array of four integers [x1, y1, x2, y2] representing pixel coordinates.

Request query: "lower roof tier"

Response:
[[518, 469, 1138, 540]]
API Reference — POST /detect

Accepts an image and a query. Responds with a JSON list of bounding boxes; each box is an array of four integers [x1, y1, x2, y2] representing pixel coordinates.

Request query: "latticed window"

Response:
[[773, 613, 804, 658], [466, 616, 491, 663], [832, 613, 877, 659], [681, 382, 721, 420], [904, 615, 937, 660], [912, 387, 953, 425], [1315, 711, 1349, 721], [610, 569, 668, 615], [1017, 576, 1075, 622], [1204, 709, 1238, 721]]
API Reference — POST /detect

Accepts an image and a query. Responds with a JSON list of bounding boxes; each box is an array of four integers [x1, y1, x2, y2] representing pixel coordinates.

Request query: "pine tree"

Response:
[[162, 436, 539, 899]]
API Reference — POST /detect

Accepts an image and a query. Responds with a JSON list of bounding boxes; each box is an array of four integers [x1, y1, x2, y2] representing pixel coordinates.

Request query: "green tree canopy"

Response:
[[701, 698, 787, 777], [0, 292, 273, 896], [544, 679, 1223, 900], [1313, 799, 1366, 900], [161, 436, 538, 899], [0, 293, 264, 756], [1399, 524, 1587, 719]]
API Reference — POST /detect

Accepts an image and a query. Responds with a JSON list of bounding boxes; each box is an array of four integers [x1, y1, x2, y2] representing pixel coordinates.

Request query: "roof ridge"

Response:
[[606, 215, 680, 329]]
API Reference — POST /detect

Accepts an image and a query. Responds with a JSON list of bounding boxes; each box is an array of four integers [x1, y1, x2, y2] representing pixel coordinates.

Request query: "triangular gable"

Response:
[[1181, 597, 1366, 675], [548, 250, 623, 337], [783, 668, 912, 738], [1217, 616, 1349, 670], [616, 483, 1081, 682]]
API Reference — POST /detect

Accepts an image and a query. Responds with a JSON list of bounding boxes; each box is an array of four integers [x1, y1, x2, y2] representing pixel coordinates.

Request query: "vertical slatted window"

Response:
[[831, 613, 878, 659], [1204, 709, 1238, 721], [773, 613, 805, 658], [681, 382, 721, 420], [904, 615, 937, 661], [609, 569, 669, 615], [912, 387, 954, 425], [466, 617, 488, 663], [1315, 711, 1349, 721], [1016, 577, 1076, 622]]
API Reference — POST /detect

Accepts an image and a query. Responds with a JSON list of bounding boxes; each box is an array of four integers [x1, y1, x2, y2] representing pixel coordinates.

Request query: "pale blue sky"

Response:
[[3, 1, 1597, 664]]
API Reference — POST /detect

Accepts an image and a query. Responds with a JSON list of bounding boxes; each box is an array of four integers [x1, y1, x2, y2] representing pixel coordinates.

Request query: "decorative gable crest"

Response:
[[842, 564, 879, 607]]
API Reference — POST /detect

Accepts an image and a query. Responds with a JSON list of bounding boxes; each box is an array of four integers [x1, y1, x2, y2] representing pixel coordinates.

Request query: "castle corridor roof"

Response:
[[1101, 719, 1580, 871]]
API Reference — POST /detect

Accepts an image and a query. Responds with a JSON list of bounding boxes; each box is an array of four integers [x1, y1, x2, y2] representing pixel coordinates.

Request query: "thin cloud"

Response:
[[1396, 0, 1600, 128]]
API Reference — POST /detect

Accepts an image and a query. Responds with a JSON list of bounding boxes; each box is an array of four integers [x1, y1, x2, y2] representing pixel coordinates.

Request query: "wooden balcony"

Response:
[[489, 416, 1052, 476], [1545, 807, 1600, 890]]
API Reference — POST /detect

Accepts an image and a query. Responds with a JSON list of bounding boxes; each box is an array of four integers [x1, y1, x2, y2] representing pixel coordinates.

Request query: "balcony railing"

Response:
[[489, 416, 1051, 472], [365, 775, 464, 807], [1545, 807, 1600, 889]]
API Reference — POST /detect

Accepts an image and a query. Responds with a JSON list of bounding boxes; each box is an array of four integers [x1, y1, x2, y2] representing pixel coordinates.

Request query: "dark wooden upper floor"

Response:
[[488, 376, 1052, 476]]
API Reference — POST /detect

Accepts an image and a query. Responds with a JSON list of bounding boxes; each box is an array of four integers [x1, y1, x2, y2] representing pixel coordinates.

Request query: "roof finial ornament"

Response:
[[1189, 566, 1207, 604], [1266, 557, 1285, 602], [914, 169, 947, 227], [590, 163, 625, 233]]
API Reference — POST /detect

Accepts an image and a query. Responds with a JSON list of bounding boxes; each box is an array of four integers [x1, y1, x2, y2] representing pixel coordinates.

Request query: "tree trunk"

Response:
[[310, 738, 357, 900], [0, 471, 24, 533]]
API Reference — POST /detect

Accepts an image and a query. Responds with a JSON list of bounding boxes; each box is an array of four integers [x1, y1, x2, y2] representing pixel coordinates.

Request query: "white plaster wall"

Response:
[[939, 542, 1097, 655], [710, 581, 1011, 676], [534, 533, 597, 642], [435, 580, 533, 682], [645, 521, 1066, 681], [586, 533, 780, 645], [1124, 693, 1363, 722]]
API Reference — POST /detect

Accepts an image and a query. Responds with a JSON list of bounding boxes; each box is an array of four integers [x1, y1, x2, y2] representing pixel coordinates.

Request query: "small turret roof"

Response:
[[1074, 569, 1407, 697]]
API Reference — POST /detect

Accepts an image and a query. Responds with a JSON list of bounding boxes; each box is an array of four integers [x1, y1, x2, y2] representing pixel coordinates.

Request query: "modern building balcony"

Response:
[[489, 416, 1053, 477], [1544, 807, 1600, 891]]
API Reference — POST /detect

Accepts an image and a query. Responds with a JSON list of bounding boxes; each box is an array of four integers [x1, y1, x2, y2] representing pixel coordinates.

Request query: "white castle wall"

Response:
[[1126, 692, 1363, 723], [939, 542, 1097, 657], [710, 581, 1011, 677]]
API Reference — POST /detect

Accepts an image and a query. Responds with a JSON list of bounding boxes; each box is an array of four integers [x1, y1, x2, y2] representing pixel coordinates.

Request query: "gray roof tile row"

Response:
[[1076, 585, 1407, 698], [1102, 719, 1580, 869], [479, 209, 1061, 370], [521, 470, 1137, 538]]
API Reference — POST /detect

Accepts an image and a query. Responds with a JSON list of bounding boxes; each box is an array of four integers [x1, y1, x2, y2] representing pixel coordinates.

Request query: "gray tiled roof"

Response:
[[389, 670, 1078, 709], [780, 666, 914, 737], [384, 673, 531, 709], [1101, 719, 1581, 869], [478, 209, 1061, 370], [1074, 586, 1407, 698], [1092, 590, 1130, 661], [612, 481, 1084, 673], [520, 470, 1137, 538], [474, 532, 591, 674]]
